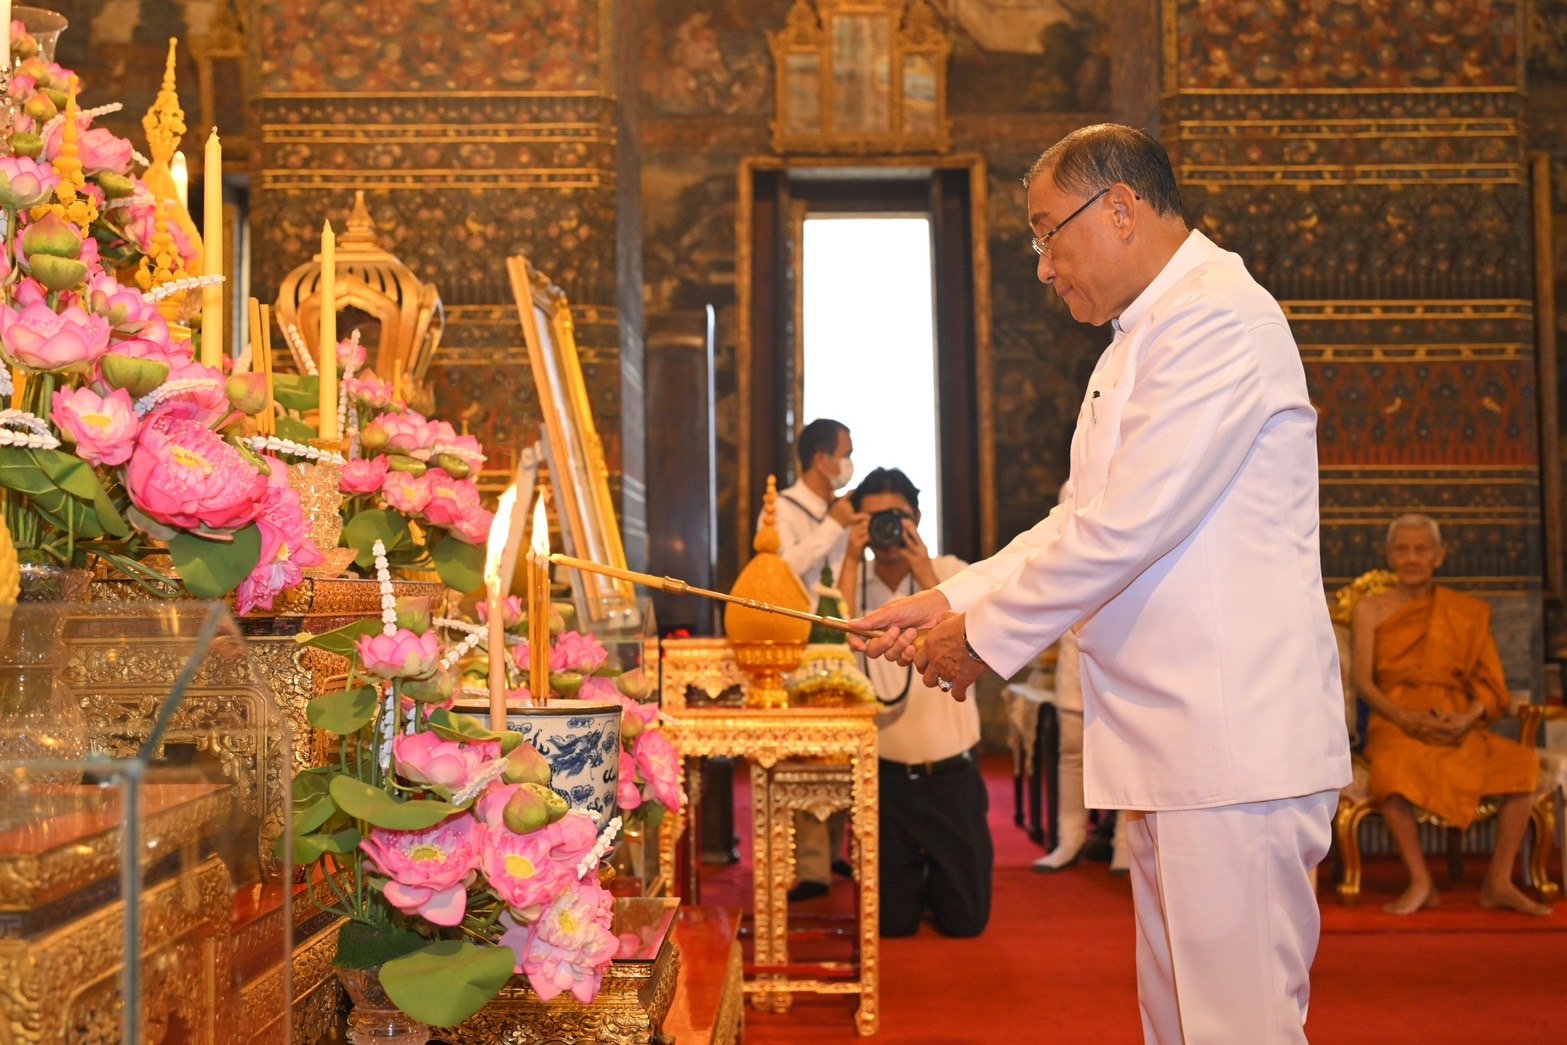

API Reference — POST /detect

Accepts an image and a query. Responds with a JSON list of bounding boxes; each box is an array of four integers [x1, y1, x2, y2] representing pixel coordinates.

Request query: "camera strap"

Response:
[[778, 492, 824, 523], [861, 570, 915, 707]]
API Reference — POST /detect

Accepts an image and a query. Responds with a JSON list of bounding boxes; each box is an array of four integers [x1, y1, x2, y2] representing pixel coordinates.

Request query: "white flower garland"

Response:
[[104, 191, 156, 212], [450, 759, 509, 807], [0, 367, 13, 399], [131, 147, 151, 168], [143, 273, 225, 304], [42, 103, 123, 143], [377, 681, 397, 776], [283, 322, 318, 375], [438, 630, 484, 672], [0, 410, 60, 450], [134, 377, 222, 418], [576, 816, 623, 880], [242, 435, 346, 465], [373, 539, 396, 635]]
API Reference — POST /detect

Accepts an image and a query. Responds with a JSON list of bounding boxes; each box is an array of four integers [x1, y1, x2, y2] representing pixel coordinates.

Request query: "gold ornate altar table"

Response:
[[659, 639, 880, 1037]]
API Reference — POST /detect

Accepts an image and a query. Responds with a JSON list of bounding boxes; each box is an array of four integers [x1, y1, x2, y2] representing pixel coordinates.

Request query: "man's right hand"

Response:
[[848, 588, 951, 662]]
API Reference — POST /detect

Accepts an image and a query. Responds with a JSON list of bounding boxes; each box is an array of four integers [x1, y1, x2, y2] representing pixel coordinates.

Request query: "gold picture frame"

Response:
[[506, 255, 637, 625]]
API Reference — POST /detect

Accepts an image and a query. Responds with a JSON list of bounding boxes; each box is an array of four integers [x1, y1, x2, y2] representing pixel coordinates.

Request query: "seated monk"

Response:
[[1351, 513, 1550, 916]]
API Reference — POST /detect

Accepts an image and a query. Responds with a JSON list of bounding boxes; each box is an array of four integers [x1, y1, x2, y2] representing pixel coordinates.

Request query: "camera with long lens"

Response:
[[867, 509, 909, 550]]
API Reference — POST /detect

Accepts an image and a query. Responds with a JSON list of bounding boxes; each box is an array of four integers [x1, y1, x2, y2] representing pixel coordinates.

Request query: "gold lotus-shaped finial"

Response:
[[34, 83, 98, 233], [724, 474, 813, 644], [137, 38, 203, 273]]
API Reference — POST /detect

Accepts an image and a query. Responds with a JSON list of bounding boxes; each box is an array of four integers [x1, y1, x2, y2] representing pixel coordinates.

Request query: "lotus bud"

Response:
[[430, 452, 470, 479], [13, 35, 38, 60], [10, 133, 43, 158], [616, 668, 651, 700], [100, 354, 169, 398], [503, 781, 567, 834], [225, 372, 269, 415], [359, 422, 390, 452], [385, 455, 427, 477], [18, 58, 51, 87], [26, 253, 86, 292], [502, 742, 553, 787], [394, 597, 432, 633], [620, 710, 646, 742], [550, 671, 584, 700], [400, 670, 455, 704], [97, 172, 136, 200], [41, 87, 68, 111], [23, 212, 83, 260], [23, 94, 56, 123]]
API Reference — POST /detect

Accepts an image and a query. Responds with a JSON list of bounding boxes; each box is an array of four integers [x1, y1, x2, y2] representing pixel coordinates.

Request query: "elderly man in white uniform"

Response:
[[854, 124, 1351, 1043]]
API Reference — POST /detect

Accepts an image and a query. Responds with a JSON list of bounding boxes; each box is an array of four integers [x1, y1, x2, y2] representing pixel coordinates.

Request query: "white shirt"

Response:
[[861, 555, 980, 764], [939, 231, 1350, 810], [764, 479, 849, 595]]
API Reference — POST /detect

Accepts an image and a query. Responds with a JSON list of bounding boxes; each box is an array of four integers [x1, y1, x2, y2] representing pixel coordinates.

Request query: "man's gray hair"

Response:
[[1386, 513, 1442, 547]]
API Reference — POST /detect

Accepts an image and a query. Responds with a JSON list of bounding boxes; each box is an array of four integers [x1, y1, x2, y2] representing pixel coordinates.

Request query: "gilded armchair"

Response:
[[1328, 571, 1559, 905]]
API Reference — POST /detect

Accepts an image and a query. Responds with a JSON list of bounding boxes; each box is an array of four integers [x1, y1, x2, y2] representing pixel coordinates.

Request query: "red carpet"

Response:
[[696, 756, 1565, 1043]]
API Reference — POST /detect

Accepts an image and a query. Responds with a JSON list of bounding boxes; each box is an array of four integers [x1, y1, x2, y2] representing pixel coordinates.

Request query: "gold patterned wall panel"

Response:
[[1165, 0, 1540, 640], [248, 2, 643, 546]]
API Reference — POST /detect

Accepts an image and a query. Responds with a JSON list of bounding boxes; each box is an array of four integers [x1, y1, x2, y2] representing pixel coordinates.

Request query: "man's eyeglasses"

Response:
[[1030, 187, 1109, 259]]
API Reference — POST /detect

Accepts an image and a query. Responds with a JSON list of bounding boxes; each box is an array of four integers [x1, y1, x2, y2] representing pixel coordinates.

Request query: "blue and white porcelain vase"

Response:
[[503, 701, 621, 830]]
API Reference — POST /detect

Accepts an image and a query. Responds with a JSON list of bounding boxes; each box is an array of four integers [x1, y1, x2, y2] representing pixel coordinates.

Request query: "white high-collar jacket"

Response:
[[942, 231, 1351, 810]]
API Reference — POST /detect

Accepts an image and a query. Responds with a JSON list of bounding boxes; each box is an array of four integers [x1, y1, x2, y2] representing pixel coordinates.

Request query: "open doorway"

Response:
[[737, 157, 992, 574]]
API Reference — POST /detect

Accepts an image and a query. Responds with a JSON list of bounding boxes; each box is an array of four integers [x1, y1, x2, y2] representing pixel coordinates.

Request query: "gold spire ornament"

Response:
[[724, 474, 814, 644], [33, 82, 98, 233], [138, 38, 203, 271]]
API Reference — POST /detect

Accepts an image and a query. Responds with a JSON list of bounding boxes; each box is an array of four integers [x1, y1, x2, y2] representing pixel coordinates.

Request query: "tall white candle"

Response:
[[483, 483, 522, 730], [1, 1, 12, 72], [199, 130, 222, 368]]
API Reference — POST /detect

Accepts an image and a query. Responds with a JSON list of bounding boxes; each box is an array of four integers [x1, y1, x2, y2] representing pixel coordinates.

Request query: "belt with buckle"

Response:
[[879, 748, 975, 780]]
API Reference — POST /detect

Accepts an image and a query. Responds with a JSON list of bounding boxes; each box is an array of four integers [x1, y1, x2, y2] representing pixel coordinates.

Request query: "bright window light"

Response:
[[802, 215, 942, 555]]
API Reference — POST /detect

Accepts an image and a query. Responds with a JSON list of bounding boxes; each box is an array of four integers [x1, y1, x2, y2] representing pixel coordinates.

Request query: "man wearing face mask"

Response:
[[759, 417, 862, 901], [762, 418, 861, 595]]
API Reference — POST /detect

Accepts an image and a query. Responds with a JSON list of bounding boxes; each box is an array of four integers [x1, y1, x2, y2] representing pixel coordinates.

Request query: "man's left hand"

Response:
[[910, 611, 986, 702]]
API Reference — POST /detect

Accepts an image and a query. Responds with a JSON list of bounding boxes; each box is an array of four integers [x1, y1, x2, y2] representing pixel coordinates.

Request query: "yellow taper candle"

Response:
[[317, 219, 339, 440], [527, 490, 551, 706], [199, 130, 222, 368]]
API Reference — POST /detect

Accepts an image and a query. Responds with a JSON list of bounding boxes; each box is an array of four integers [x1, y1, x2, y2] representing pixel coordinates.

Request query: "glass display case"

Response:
[[0, 601, 296, 1043]]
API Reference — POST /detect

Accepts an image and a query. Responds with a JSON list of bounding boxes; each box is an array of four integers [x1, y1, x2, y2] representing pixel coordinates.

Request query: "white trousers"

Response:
[[1128, 790, 1336, 1045]]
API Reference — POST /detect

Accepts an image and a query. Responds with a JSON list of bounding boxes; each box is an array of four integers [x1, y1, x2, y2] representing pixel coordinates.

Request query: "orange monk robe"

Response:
[[1365, 586, 1537, 827]]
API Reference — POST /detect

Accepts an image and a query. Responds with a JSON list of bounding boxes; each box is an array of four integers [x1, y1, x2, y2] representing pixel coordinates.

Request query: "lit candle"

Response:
[[483, 483, 521, 731], [317, 219, 338, 440], [170, 151, 188, 210], [200, 130, 222, 368], [527, 490, 551, 706]]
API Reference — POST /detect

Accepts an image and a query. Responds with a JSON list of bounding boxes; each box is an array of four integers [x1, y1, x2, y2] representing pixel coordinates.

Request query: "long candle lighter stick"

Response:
[[548, 553, 881, 638]]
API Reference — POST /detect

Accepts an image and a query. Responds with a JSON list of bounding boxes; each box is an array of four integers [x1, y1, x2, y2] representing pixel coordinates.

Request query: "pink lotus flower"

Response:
[[448, 505, 494, 546], [44, 121, 133, 176], [373, 411, 440, 459], [339, 456, 389, 495], [235, 468, 324, 615], [633, 729, 682, 810], [345, 371, 395, 409], [617, 750, 643, 811], [421, 472, 483, 531], [87, 272, 163, 332], [355, 628, 441, 680], [480, 820, 574, 913], [519, 879, 618, 1003], [550, 631, 609, 674], [382, 470, 431, 515], [395, 731, 502, 792], [476, 595, 524, 629], [360, 816, 482, 927], [541, 812, 599, 867], [124, 409, 268, 532], [0, 299, 112, 371], [337, 335, 367, 373], [50, 385, 137, 466], [0, 155, 58, 208]]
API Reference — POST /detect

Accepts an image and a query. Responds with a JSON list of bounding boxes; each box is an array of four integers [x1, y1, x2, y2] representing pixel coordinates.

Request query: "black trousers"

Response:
[[878, 758, 993, 937]]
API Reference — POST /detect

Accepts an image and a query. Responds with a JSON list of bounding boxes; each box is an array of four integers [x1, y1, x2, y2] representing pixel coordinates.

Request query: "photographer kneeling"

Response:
[[840, 468, 993, 937]]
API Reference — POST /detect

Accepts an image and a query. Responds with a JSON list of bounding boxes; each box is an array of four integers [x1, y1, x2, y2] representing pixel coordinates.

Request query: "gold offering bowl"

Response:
[[730, 640, 806, 709]]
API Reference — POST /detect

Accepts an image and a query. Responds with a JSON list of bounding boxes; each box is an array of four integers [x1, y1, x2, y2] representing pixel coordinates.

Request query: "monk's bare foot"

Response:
[[1479, 881, 1553, 917], [1383, 881, 1439, 915]]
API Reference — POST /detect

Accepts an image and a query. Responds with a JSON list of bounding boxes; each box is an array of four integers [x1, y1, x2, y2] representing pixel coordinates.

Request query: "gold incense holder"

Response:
[[730, 640, 806, 709], [286, 441, 353, 579]]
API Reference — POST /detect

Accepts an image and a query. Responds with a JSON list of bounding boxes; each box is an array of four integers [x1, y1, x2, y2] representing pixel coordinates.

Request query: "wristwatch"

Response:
[[962, 630, 985, 664]]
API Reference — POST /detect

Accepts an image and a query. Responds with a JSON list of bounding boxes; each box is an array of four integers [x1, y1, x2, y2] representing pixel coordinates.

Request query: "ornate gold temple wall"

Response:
[[1164, 0, 1545, 678], [244, 1, 647, 565]]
